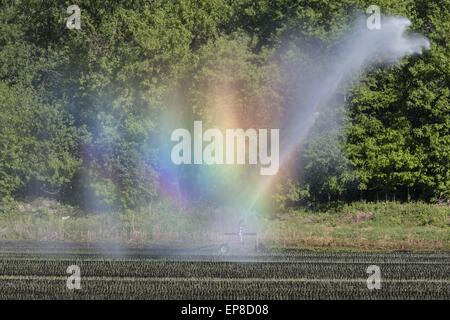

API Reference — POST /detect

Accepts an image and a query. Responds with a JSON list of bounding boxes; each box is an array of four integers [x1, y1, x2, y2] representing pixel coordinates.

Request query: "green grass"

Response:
[[264, 202, 450, 251], [0, 199, 448, 251]]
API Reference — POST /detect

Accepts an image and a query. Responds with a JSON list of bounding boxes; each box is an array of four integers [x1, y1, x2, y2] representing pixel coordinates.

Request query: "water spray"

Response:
[[245, 16, 430, 212]]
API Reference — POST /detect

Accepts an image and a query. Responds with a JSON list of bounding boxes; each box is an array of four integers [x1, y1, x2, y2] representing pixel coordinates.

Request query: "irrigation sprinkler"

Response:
[[220, 220, 259, 254]]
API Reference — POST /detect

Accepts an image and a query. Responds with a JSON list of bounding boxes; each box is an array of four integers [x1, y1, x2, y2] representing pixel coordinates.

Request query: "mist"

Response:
[[245, 16, 430, 212], [3, 15, 430, 256]]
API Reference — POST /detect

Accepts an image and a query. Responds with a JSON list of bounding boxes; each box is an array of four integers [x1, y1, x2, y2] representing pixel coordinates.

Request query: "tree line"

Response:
[[0, 0, 448, 212]]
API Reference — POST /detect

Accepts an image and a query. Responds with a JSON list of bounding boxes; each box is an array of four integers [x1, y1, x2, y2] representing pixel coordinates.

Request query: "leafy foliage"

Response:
[[0, 0, 448, 211]]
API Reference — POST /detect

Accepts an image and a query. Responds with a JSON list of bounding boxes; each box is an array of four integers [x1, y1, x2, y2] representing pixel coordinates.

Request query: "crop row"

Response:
[[0, 278, 448, 300], [1, 249, 449, 263], [0, 258, 449, 280]]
